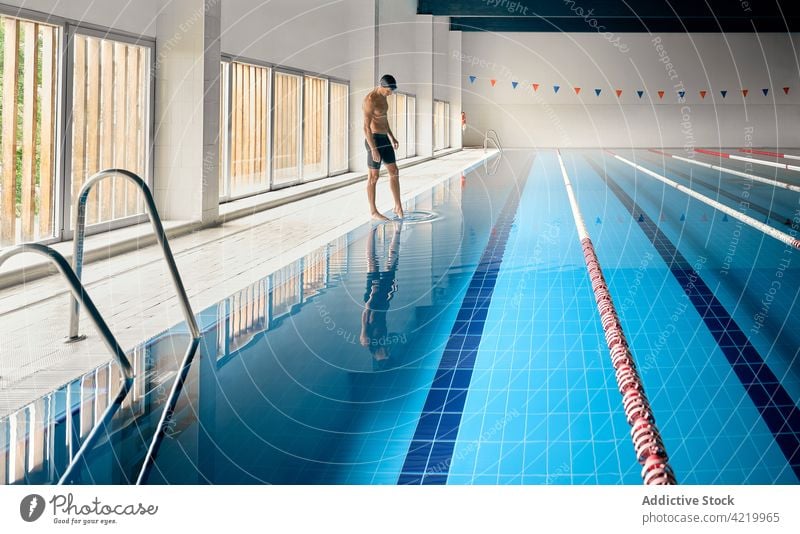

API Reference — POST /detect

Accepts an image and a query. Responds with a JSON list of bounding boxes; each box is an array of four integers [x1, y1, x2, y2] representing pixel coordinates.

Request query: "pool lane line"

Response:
[[586, 154, 800, 480], [557, 151, 676, 485], [639, 152, 795, 227], [695, 148, 800, 172], [740, 148, 800, 162], [647, 149, 800, 194], [397, 162, 531, 485], [610, 151, 800, 250]]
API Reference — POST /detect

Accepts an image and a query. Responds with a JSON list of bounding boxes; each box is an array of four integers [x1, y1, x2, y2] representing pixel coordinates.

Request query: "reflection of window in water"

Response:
[[217, 279, 269, 356], [272, 262, 301, 318], [328, 234, 349, 282], [361, 223, 402, 370], [303, 247, 328, 299], [0, 344, 147, 485], [433, 180, 450, 207]]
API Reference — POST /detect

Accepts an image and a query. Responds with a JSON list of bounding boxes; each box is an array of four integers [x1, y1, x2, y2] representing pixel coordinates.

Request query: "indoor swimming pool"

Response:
[[2, 149, 799, 485]]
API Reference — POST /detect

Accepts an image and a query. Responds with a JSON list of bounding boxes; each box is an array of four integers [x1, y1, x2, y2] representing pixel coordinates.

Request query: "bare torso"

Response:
[[364, 90, 390, 134]]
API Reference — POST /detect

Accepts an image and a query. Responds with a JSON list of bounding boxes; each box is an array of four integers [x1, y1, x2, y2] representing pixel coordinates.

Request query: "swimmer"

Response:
[[361, 222, 401, 370], [363, 74, 403, 221]]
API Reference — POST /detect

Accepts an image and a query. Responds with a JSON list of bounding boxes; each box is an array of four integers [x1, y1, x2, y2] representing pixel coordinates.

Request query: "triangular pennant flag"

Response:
[[722, 214, 729, 222], [637, 90, 644, 98], [762, 88, 769, 96], [595, 88, 602, 96], [615, 89, 623, 97], [595, 216, 602, 224], [532, 83, 540, 91], [553, 85, 560, 93], [574, 87, 581, 95], [678, 90, 686, 99], [468, 75, 476, 84], [700, 90, 707, 99], [680, 213, 686, 221], [490, 79, 497, 87], [658, 90, 665, 99], [721, 90, 727, 98], [511, 81, 518, 89], [741, 89, 749, 97], [637, 214, 644, 222], [783, 86, 790, 95]]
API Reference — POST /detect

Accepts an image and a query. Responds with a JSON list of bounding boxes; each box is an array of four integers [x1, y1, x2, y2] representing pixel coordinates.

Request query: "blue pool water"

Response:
[[3, 149, 799, 485]]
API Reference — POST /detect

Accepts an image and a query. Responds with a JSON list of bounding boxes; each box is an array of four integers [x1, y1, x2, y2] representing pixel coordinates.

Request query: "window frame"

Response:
[[390, 90, 416, 162], [0, 8, 65, 246], [219, 54, 351, 199], [328, 80, 350, 177], [60, 25, 155, 241], [407, 95, 416, 158], [0, 5, 157, 246], [218, 56, 273, 202], [433, 99, 450, 152], [301, 74, 330, 183]]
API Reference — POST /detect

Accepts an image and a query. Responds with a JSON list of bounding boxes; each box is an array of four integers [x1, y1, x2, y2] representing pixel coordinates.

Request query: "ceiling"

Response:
[[417, 0, 800, 32]]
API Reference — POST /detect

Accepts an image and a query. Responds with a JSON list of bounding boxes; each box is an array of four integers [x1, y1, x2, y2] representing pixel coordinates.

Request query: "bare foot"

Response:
[[371, 212, 390, 222], [393, 205, 404, 219]]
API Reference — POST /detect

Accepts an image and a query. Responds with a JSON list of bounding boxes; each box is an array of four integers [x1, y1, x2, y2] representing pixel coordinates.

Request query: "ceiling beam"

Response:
[[450, 16, 800, 32], [420, 0, 800, 20]]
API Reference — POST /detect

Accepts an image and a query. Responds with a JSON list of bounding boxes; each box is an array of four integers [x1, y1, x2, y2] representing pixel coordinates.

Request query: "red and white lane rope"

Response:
[[613, 151, 800, 250], [695, 148, 800, 172], [739, 148, 800, 162], [556, 150, 677, 485], [647, 149, 800, 193]]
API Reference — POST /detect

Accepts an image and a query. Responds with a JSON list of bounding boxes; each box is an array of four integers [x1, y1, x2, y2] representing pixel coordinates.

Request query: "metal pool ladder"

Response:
[[483, 129, 503, 154], [67, 169, 199, 342], [0, 243, 134, 484], [66, 169, 201, 484]]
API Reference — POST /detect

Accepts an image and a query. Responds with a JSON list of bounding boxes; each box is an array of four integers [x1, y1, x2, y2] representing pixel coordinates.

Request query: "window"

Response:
[[218, 62, 349, 198], [272, 71, 302, 187], [384, 91, 415, 161], [329, 82, 348, 174], [444, 102, 451, 149], [434, 100, 450, 151], [394, 93, 407, 160], [302, 75, 328, 180], [407, 96, 416, 157], [70, 33, 151, 227], [0, 16, 59, 246], [219, 60, 271, 200]]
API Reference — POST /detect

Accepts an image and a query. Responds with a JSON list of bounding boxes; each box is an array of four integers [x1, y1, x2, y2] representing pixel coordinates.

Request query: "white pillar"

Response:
[[154, 0, 220, 224]]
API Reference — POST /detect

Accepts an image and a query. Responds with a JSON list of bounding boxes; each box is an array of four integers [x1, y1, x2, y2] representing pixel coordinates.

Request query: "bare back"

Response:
[[363, 90, 390, 134]]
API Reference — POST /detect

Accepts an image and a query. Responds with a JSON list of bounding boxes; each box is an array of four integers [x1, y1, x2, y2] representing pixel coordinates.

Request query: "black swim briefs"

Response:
[[365, 133, 396, 169]]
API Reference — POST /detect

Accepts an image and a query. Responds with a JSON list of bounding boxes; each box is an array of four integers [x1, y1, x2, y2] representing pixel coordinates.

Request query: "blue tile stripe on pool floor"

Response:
[[587, 155, 800, 480], [397, 172, 530, 485]]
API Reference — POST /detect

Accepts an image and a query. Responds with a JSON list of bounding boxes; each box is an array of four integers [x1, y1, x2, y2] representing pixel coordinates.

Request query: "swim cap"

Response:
[[379, 74, 397, 91]]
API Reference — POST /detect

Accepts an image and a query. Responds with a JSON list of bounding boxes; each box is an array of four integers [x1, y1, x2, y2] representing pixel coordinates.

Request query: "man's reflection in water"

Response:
[[361, 222, 402, 370]]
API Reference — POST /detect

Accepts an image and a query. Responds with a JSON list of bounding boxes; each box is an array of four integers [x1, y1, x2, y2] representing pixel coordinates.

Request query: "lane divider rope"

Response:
[[645, 149, 800, 193], [556, 150, 677, 485], [739, 148, 800, 162], [613, 152, 800, 250], [695, 148, 800, 172]]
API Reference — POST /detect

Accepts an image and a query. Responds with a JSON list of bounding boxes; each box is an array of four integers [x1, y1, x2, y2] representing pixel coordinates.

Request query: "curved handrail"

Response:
[[68, 169, 200, 341], [484, 153, 502, 176], [0, 244, 133, 379], [487, 129, 502, 149], [483, 129, 503, 154], [0, 244, 135, 484]]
